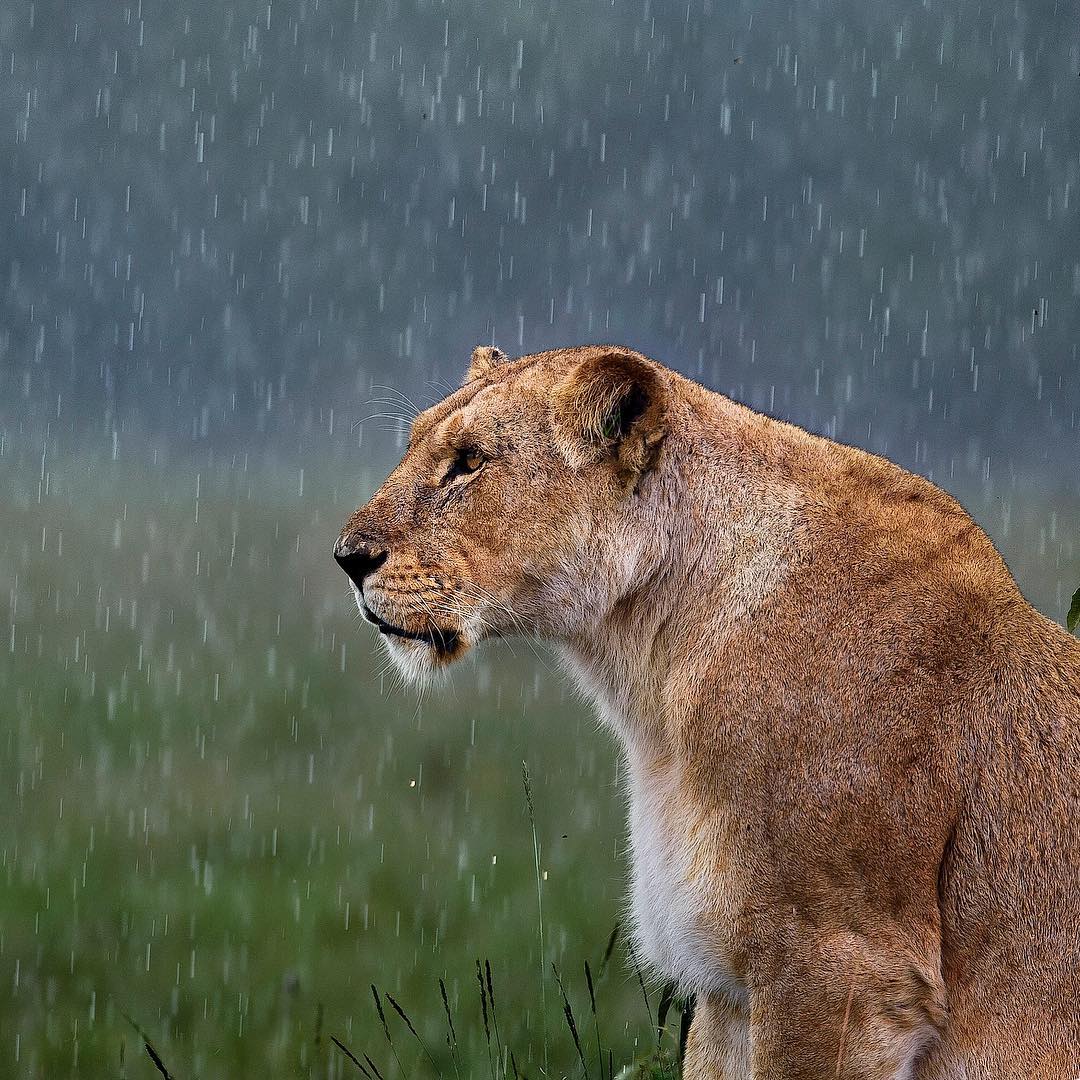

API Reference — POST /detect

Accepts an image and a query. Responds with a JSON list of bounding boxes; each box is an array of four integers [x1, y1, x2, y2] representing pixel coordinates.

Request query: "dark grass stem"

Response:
[[678, 999, 694, 1072], [584, 961, 606, 1080], [386, 991, 442, 1073], [656, 980, 676, 1048], [484, 958, 504, 1066], [552, 963, 590, 1080], [119, 1011, 175, 1080], [371, 984, 408, 1078], [625, 940, 655, 1029], [439, 977, 463, 1080], [332, 1036, 375, 1079], [477, 961, 497, 1080], [363, 1051, 387, 1080], [143, 1041, 175, 1080], [522, 761, 549, 1072], [598, 924, 620, 979]]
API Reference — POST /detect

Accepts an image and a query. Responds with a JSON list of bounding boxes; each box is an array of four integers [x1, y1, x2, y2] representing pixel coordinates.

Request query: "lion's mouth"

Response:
[[362, 605, 459, 653]]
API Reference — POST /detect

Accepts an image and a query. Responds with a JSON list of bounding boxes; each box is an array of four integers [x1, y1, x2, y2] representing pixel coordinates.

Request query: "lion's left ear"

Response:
[[464, 344, 509, 384], [553, 350, 667, 478]]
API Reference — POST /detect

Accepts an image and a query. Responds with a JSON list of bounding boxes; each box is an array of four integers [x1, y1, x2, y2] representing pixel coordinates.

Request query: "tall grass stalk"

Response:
[[584, 960, 605, 1080], [371, 984, 408, 1078], [552, 962, 590, 1079], [120, 1011, 176, 1080], [332, 1035, 375, 1078], [477, 958, 498, 1080], [522, 761, 548, 1071], [439, 977, 463, 1080], [386, 991, 441, 1073], [625, 940, 654, 1029]]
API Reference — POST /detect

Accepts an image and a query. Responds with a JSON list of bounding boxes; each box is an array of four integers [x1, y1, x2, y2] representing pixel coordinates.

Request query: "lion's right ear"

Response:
[[552, 350, 667, 478], [464, 345, 509, 384]]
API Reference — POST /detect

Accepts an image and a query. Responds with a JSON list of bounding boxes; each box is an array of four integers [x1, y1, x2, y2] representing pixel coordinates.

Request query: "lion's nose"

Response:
[[333, 537, 389, 588]]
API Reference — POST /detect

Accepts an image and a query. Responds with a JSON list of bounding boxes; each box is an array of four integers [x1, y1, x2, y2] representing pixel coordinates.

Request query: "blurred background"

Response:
[[1, 0, 1077, 1076]]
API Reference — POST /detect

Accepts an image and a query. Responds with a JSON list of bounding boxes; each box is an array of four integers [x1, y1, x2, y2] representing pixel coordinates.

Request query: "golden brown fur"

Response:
[[335, 345, 1080, 1078]]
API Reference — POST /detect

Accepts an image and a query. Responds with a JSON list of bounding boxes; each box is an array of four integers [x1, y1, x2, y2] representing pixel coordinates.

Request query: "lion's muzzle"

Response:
[[333, 535, 388, 590]]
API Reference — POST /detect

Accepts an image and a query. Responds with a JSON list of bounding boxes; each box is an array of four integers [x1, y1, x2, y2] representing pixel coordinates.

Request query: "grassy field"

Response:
[[1, 446, 691, 1079], [0, 439, 1076, 1078]]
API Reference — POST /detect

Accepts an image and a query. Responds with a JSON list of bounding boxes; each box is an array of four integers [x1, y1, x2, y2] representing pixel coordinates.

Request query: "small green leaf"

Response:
[[1068, 587, 1080, 635]]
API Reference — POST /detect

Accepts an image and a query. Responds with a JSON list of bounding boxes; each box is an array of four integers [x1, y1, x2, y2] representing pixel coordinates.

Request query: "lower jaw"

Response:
[[380, 628, 459, 655], [384, 631, 466, 666]]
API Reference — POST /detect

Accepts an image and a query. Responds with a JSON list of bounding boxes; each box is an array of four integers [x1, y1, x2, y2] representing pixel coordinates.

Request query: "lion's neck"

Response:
[[560, 398, 806, 761]]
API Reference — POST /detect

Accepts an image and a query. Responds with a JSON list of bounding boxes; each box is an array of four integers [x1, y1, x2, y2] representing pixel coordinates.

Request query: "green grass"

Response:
[[0, 445, 1075, 1078], [0, 451, 686, 1079]]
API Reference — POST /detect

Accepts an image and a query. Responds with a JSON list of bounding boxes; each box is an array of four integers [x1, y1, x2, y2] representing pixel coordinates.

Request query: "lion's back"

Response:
[[807, 436, 1080, 1052]]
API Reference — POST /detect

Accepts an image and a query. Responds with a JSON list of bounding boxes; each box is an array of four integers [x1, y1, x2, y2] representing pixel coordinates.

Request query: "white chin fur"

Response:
[[380, 635, 445, 685], [350, 583, 472, 686]]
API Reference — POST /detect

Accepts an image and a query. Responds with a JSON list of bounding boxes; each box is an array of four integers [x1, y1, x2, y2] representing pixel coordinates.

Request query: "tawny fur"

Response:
[[336, 345, 1080, 1079]]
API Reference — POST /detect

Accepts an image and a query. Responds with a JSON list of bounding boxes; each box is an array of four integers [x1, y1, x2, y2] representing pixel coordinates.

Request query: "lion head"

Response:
[[334, 345, 669, 682]]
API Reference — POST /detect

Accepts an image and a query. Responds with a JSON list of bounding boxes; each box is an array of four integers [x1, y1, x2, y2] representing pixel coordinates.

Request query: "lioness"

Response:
[[335, 344, 1080, 1078]]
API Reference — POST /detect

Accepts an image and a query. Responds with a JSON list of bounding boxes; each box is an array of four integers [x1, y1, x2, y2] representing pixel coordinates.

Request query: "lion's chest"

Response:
[[626, 769, 746, 1000]]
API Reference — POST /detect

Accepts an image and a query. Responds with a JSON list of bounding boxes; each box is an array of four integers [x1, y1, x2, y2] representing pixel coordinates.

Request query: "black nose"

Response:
[[334, 539, 389, 588]]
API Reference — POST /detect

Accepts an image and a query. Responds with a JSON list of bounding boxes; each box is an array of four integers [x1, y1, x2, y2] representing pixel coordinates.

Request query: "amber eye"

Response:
[[443, 446, 485, 484]]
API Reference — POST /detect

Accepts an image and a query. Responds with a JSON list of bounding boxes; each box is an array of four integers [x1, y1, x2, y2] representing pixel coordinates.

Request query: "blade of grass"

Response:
[[552, 962, 590, 1080], [439, 978, 458, 1050], [522, 761, 549, 1072], [143, 1042, 175, 1080], [584, 960, 606, 1080], [624, 940, 655, 1029], [484, 958, 504, 1067], [386, 991, 441, 1073], [363, 1052, 387, 1080], [332, 1036, 375, 1079], [656, 980, 676, 1047], [597, 923, 620, 980], [119, 1011, 175, 1080], [439, 977, 463, 1080], [678, 998, 694, 1071], [477, 959, 497, 1080], [371, 984, 407, 1078]]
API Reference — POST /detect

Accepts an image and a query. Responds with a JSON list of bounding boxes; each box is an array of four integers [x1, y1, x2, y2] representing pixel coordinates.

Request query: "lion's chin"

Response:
[[350, 586, 467, 683], [380, 633, 468, 685]]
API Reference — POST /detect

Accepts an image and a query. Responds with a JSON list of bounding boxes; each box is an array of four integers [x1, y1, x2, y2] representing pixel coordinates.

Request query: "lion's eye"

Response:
[[443, 446, 485, 484]]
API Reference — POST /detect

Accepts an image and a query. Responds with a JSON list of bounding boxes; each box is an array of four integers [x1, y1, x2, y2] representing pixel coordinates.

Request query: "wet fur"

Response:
[[337, 345, 1080, 1078]]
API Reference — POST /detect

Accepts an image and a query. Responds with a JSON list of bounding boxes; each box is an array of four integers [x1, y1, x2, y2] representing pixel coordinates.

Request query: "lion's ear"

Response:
[[553, 350, 667, 477], [464, 345, 509, 384]]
